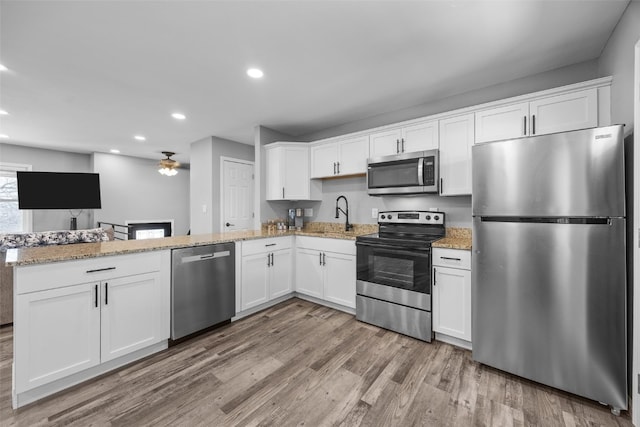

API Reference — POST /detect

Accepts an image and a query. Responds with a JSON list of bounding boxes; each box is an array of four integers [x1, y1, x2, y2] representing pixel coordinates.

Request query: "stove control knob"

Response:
[[387, 214, 393, 220], [425, 215, 431, 220], [381, 215, 386, 220], [434, 215, 440, 221]]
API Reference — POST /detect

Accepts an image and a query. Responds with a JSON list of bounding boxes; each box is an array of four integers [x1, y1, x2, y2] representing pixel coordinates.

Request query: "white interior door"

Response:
[[221, 158, 254, 232]]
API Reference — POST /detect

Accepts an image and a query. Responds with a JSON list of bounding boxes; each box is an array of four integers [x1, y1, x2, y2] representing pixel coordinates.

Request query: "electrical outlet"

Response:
[[372, 208, 379, 218], [202, 204, 207, 213], [430, 207, 439, 212], [304, 208, 313, 217]]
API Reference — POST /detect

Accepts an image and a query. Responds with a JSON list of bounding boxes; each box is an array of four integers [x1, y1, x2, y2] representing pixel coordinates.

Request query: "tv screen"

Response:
[[17, 171, 102, 210]]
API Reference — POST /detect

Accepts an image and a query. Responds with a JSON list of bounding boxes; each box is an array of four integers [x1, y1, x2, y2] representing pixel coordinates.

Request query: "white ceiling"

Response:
[[0, 0, 630, 165]]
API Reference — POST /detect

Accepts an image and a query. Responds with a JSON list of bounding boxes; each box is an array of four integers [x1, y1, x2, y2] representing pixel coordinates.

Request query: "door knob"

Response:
[[226, 222, 234, 227]]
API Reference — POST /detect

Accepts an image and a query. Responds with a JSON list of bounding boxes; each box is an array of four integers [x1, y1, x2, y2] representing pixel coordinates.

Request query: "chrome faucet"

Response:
[[335, 195, 353, 232]]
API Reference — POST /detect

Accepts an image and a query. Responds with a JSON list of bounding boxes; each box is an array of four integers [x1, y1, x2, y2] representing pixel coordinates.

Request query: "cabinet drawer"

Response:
[[15, 251, 164, 294], [295, 236, 356, 255], [242, 236, 293, 256], [432, 248, 471, 270]]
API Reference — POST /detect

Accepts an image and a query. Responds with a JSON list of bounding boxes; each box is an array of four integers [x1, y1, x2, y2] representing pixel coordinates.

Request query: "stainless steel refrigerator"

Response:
[[472, 125, 627, 414]]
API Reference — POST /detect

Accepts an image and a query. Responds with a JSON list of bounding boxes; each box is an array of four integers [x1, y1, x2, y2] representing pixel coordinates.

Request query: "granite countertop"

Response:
[[5, 223, 377, 267], [432, 227, 472, 251]]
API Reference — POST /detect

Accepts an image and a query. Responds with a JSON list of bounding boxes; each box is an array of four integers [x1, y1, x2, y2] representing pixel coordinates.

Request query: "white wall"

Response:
[[0, 143, 94, 231], [598, 0, 640, 137], [190, 136, 254, 234], [92, 152, 190, 235], [299, 60, 600, 142]]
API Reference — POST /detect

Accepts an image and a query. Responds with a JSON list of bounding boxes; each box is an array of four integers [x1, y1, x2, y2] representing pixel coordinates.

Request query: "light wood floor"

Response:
[[0, 298, 632, 426]]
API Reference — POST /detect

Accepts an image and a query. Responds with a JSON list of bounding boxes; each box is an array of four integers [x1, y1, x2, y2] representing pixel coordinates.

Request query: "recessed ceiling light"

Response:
[[171, 113, 186, 120], [0, 64, 7, 71], [110, 149, 120, 154], [0, 134, 8, 138], [0, 110, 8, 115], [134, 135, 146, 141], [247, 68, 264, 78]]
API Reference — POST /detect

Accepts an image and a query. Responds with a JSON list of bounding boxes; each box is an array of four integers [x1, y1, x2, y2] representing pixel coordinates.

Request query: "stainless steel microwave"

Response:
[[367, 150, 439, 195]]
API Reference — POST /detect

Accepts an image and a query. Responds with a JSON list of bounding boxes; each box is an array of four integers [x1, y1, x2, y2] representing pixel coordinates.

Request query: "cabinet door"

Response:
[[439, 114, 474, 196], [530, 88, 597, 136], [402, 120, 439, 152], [369, 129, 402, 158], [295, 248, 324, 299], [265, 146, 283, 200], [323, 252, 356, 308], [101, 272, 163, 362], [270, 248, 293, 299], [283, 147, 310, 200], [241, 252, 270, 310], [15, 283, 100, 392], [337, 136, 369, 175], [310, 142, 338, 178], [433, 267, 471, 342], [475, 102, 529, 143]]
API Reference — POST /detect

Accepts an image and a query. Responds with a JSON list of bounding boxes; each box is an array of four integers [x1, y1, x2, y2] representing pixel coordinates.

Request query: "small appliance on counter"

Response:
[[287, 208, 304, 230]]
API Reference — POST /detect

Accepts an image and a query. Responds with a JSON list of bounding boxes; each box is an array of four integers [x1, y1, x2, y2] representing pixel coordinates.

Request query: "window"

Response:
[[0, 163, 32, 233]]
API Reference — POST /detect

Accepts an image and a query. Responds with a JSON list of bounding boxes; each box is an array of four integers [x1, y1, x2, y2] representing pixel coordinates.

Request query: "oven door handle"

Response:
[[356, 241, 431, 256]]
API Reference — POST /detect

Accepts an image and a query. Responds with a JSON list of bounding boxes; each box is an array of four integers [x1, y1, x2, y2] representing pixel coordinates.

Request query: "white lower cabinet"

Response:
[[15, 283, 101, 391], [14, 251, 169, 404], [240, 236, 293, 310], [101, 272, 163, 362], [432, 248, 472, 344], [295, 248, 324, 299], [295, 237, 356, 309]]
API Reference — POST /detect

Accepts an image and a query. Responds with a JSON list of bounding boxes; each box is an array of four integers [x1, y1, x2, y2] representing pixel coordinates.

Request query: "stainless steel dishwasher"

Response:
[[171, 242, 235, 340]]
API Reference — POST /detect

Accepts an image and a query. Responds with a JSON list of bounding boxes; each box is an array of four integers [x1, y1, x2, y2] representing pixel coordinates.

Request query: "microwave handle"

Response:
[[417, 157, 424, 185]]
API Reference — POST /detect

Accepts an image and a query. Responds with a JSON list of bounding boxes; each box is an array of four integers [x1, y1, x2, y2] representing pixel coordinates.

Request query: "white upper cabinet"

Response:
[[265, 142, 321, 200], [310, 135, 369, 178], [369, 120, 438, 158], [401, 121, 439, 153], [529, 89, 598, 136], [439, 113, 474, 196], [475, 102, 530, 143], [475, 88, 599, 144]]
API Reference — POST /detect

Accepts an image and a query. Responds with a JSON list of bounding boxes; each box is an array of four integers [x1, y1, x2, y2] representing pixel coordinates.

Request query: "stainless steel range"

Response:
[[355, 210, 445, 341]]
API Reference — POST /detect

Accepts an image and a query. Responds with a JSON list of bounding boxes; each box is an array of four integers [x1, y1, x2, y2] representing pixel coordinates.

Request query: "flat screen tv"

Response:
[[17, 171, 102, 210]]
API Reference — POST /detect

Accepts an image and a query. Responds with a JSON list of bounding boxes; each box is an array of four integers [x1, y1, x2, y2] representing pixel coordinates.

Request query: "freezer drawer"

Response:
[[472, 217, 627, 410]]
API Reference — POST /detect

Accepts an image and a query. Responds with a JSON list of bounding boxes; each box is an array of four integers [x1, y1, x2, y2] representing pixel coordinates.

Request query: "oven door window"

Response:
[[357, 244, 431, 294], [368, 158, 421, 189]]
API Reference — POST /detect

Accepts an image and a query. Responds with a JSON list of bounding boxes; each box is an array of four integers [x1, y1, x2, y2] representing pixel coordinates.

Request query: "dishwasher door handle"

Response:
[[180, 251, 231, 263]]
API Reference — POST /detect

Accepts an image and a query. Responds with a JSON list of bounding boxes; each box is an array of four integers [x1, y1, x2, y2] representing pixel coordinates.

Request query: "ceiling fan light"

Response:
[[158, 151, 180, 176]]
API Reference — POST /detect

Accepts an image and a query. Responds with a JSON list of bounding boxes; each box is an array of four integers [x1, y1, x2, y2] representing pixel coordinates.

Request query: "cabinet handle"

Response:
[[440, 256, 462, 261], [440, 177, 443, 193], [333, 162, 337, 174], [86, 266, 116, 273], [523, 116, 526, 135], [282, 187, 285, 199], [433, 268, 437, 287], [322, 252, 326, 266], [401, 138, 405, 153], [396, 139, 400, 153], [319, 252, 322, 265], [267, 253, 271, 267], [532, 114, 536, 135], [94, 284, 98, 308], [104, 282, 108, 305], [270, 253, 274, 266], [265, 243, 276, 247]]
